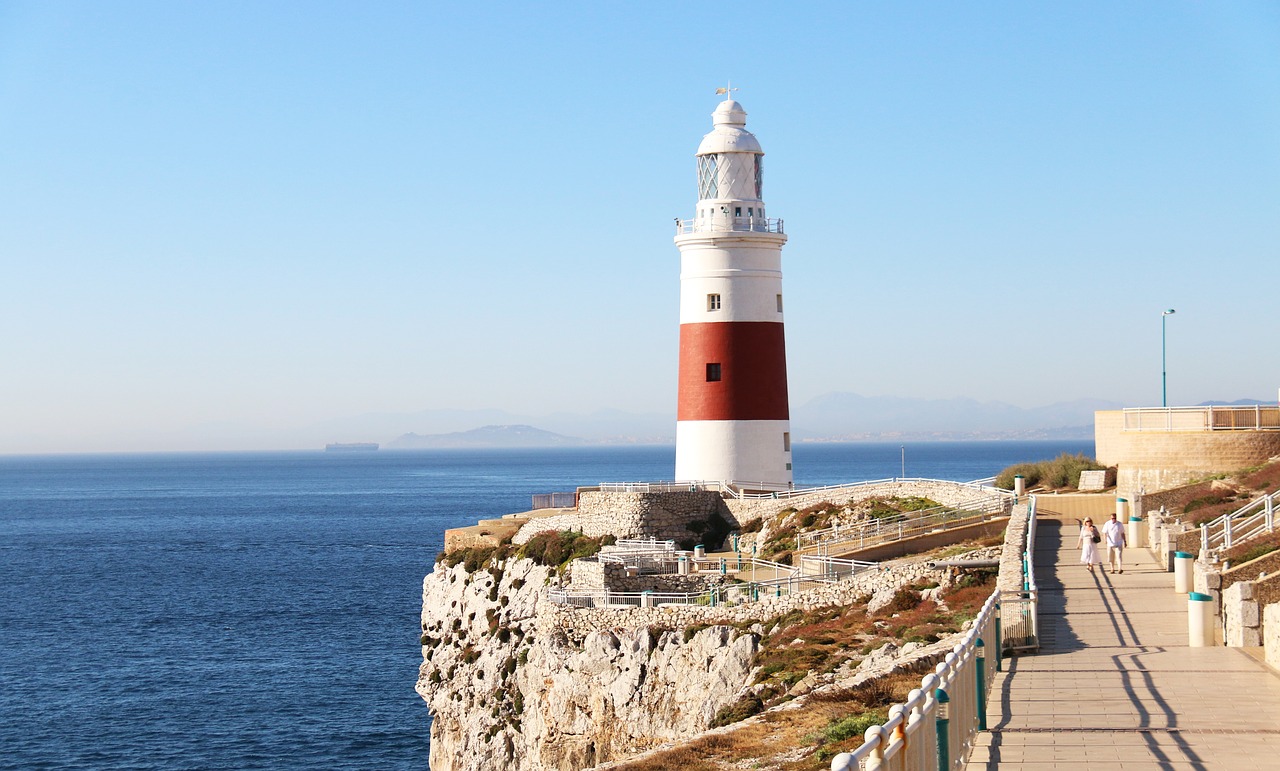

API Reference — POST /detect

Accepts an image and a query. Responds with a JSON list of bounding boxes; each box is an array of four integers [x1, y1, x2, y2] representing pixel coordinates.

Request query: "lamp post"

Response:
[[1162, 309, 1176, 407]]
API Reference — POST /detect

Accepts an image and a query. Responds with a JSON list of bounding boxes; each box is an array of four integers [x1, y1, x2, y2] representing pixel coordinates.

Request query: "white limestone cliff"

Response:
[[417, 558, 757, 771]]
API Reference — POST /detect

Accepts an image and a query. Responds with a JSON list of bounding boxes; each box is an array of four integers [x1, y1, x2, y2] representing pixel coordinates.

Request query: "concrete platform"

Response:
[[968, 520, 1280, 770]]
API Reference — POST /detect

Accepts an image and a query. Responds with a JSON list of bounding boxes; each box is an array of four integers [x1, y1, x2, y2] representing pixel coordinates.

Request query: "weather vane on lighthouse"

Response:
[[715, 82, 738, 99]]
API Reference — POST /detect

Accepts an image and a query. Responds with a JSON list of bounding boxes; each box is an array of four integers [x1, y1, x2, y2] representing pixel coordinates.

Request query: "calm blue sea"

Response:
[[0, 440, 1089, 770]]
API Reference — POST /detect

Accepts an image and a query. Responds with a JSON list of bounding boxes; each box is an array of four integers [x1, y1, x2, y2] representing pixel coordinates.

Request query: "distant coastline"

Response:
[[324, 442, 379, 452]]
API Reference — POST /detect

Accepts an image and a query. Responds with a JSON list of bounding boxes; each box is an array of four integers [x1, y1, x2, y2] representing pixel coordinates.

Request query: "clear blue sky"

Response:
[[2, 1, 1277, 453]]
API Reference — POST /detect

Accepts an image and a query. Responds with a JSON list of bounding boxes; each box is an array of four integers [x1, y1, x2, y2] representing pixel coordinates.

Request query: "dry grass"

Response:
[[610, 672, 922, 771]]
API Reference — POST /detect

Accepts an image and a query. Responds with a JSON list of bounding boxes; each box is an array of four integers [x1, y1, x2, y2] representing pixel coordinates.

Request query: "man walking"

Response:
[[1102, 512, 1127, 574]]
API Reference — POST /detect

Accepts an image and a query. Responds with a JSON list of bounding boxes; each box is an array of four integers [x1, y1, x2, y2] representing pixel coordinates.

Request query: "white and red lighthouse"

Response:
[[674, 96, 792, 491]]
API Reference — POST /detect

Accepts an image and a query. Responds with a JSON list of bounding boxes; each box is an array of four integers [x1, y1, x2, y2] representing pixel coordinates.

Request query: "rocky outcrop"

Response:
[[417, 559, 757, 771]]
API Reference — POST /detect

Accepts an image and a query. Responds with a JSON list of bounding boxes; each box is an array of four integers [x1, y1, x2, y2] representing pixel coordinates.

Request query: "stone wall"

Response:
[[514, 490, 733, 546], [1223, 580, 1262, 647], [1095, 410, 1280, 497], [540, 561, 947, 645], [1265, 604, 1280, 668], [724, 479, 1009, 525]]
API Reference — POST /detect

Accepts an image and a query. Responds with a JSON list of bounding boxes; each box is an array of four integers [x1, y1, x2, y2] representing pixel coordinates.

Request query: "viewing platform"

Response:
[[969, 519, 1280, 769]]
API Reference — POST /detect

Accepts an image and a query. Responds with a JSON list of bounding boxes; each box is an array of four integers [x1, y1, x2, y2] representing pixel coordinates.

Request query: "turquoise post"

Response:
[[994, 603, 1003, 672], [975, 638, 988, 730], [934, 688, 951, 770]]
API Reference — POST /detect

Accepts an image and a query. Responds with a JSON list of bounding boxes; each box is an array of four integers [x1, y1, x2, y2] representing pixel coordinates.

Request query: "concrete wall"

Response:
[[515, 490, 734, 546], [1095, 410, 1280, 497], [1031, 494, 1116, 522]]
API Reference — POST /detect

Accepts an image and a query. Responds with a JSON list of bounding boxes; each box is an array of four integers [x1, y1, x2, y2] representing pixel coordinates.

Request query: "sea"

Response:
[[0, 440, 1090, 770]]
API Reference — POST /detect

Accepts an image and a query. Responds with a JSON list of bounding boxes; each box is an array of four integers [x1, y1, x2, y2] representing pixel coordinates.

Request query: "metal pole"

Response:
[[1162, 309, 1175, 407]]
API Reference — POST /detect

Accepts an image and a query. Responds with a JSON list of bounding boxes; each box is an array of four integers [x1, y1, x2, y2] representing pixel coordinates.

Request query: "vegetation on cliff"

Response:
[[608, 544, 1000, 770], [995, 452, 1112, 491], [1144, 457, 1280, 528], [437, 530, 617, 573], [757, 497, 943, 565]]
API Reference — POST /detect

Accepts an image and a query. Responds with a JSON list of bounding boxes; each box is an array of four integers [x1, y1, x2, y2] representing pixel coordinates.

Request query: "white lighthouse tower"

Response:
[[674, 95, 792, 491]]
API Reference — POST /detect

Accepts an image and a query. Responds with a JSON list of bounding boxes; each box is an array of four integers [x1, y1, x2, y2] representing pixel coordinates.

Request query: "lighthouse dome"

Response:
[[696, 100, 763, 156]]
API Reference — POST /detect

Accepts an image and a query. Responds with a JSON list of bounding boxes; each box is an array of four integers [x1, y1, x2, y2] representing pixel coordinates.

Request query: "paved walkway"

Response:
[[968, 520, 1280, 770]]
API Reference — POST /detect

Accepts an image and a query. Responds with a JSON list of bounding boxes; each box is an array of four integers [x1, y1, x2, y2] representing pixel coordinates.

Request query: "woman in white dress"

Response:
[[1078, 518, 1101, 572]]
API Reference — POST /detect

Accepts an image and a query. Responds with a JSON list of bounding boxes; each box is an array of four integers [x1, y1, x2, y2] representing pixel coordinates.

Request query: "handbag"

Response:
[[1091, 527, 1101, 544]]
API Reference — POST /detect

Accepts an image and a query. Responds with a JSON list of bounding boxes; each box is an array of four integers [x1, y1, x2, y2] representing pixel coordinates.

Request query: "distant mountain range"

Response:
[[388, 425, 582, 448], [317, 393, 1203, 448]]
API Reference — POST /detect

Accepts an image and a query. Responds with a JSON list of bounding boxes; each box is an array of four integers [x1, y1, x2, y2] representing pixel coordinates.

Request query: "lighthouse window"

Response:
[[697, 155, 719, 200], [754, 156, 764, 198], [706, 363, 722, 382], [783, 432, 791, 451], [706, 294, 721, 311], [734, 206, 741, 217], [776, 294, 783, 312]]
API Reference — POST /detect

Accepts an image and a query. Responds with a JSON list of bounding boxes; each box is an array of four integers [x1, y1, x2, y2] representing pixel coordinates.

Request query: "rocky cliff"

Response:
[[417, 558, 757, 771]]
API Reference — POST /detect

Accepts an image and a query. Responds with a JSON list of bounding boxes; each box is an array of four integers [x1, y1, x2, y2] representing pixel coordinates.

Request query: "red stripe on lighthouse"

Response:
[[677, 321, 789, 421]]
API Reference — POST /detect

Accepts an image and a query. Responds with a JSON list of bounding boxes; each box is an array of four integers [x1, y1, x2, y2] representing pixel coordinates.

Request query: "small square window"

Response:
[[776, 294, 784, 312], [707, 293, 721, 311], [786, 462, 792, 471], [706, 363, 721, 382], [734, 206, 742, 217]]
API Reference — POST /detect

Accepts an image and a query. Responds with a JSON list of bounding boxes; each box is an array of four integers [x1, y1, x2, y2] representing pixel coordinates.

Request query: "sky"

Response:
[[2, 1, 1278, 453]]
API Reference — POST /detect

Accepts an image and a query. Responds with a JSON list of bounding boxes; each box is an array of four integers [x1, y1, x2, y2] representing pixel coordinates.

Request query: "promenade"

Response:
[[969, 520, 1280, 770]]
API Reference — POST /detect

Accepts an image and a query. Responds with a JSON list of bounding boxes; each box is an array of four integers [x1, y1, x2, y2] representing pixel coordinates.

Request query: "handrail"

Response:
[[1121, 405, 1280, 432], [795, 489, 1012, 555], [1200, 488, 1279, 557], [546, 556, 874, 609], [675, 216, 784, 235], [830, 590, 1001, 771]]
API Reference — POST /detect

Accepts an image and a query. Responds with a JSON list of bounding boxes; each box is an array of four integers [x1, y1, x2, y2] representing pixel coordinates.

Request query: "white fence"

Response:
[[1200, 488, 1279, 557], [796, 490, 1012, 555], [1122, 405, 1280, 432], [546, 570, 845, 609], [829, 591, 1002, 771]]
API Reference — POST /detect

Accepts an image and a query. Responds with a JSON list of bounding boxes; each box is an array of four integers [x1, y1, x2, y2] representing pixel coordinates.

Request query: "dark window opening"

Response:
[[706, 363, 722, 382]]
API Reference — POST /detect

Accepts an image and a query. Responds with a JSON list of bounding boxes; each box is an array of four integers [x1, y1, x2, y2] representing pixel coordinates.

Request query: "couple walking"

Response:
[[1079, 513, 1128, 574]]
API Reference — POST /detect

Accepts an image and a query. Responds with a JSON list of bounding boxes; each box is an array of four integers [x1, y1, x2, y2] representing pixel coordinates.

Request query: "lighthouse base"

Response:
[[675, 419, 792, 492]]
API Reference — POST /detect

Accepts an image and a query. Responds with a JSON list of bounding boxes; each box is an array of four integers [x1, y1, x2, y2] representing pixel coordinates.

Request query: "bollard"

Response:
[[934, 688, 951, 770], [1014, 474, 1025, 497], [641, 590, 654, 609], [694, 544, 705, 560], [677, 555, 688, 575], [1116, 497, 1128, 523], [1128, 516, 1144, 550], [994, 603, 1003, 671], [1188, 592, 1214, 647], [975, 638, 987, 730], [1174, 551, 1194, 593]]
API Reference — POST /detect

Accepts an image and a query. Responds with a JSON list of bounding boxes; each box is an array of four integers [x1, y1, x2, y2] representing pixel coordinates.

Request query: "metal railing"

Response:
[[531, 492, 576, 509], [798, 555, 879, 580], [1200, 488, 1279, 558], [796, 490, 1012, 555], [546, 570, 844, 609], [675, 216, 784, 235], [830, 590, 1002, 771], [1122, 405, 1280, 432], [1002, 497, 1039, 653]]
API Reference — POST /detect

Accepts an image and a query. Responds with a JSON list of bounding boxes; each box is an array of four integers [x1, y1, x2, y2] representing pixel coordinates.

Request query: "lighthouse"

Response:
[[674, 95, 792, 491]]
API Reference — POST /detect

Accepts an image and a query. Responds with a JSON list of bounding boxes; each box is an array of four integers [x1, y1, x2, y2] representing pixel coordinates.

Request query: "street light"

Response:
[[1162, 309, 1176, 407]]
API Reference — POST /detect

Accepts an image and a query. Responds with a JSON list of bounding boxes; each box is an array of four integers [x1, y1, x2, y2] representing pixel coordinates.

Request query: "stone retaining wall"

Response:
[[539, 561, 945, 645], [724, 480, 1009, 524], [514, 490, 733, 546]]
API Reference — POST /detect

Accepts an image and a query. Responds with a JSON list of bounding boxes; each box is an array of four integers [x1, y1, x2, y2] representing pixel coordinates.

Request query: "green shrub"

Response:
[[710, 694, 764, 727], [995, 453, 1109, 490]]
